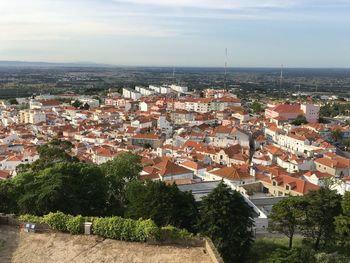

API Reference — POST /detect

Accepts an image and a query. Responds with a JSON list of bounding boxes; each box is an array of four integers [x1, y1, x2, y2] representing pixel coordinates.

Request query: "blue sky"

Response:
[[0, 0, 350, 67]]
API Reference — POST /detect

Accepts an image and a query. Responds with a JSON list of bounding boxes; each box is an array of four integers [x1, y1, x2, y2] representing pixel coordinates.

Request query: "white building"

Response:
[[19, 110, 46, 124], [122, 88, 142, 100]]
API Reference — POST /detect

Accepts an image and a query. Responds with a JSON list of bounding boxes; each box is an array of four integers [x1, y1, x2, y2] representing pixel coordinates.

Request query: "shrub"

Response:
[[66, 215, 84, 235], [43, 211, 71, 232], [18, 214, 44, 224], [92, 216, 158, 242], [159, 225, 193, 240]]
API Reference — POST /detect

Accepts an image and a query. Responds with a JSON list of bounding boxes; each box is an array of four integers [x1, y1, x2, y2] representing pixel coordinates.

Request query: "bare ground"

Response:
[[0, 225, 212, 263]]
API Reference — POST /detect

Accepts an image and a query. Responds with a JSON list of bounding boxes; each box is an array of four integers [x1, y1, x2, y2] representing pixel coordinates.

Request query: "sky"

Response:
[[1, 0, 350, 67]]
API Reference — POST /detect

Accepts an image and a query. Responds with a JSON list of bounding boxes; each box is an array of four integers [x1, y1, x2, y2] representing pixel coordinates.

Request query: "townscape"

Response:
[[1, 70, 350, 262]]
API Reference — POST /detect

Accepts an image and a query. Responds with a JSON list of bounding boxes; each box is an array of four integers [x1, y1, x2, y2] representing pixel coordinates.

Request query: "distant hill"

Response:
[[0, 61, 113, 68]]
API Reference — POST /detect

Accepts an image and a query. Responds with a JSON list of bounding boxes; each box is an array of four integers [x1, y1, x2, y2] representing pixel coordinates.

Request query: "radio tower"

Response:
[[224, 48, 228, 90], [279, 64, 283, 98]]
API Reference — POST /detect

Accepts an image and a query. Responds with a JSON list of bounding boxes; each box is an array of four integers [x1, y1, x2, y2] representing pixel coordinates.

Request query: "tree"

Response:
[[101, 152, 142, 215], [292, 114, 308, 126], [8, 98, 18, 105], [198, 181, 254, 263], [251, 101, 262, 114], [125, 180, 198, 232], [0, 180, 17, 213], [335, 192, 350, 246], [81, 103, 90, 110], [25, 140, 78, 173], [303, 188, 342, 250], [331, 128, 343, 142], [14, 162, 107, 216], [269, 196, 306, 248], [72, 100, 82, 108]]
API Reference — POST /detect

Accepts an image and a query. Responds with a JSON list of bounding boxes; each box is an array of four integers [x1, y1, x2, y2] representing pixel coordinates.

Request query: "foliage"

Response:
[[125, 180, 198, 232], [198, 181, 254, 263], [320, 103, 350, 118], [251, 101, 263, 114], [101, 152, 142, 215], [72, 100, 82, 108], [263, 247, 316, 263], [8, 98, 18, 105], [331, 128, 343, 142], [43, 211, 70, 232], [18, 214, 44, 224], [66, 215, 84, 234], [302, 188, 342, 250], [0, 180, 18, 213], [158, 225, 193, 240], [14, 162, 107, 216], [335, 192, 350, 245], [92, 216, 158, 242], [291, 114, 308, 126], [269, 196, 306, 248], [21, 139, 77, 173]]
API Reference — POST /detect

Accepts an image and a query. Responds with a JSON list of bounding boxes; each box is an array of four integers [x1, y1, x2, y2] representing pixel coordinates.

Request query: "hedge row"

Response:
[[19, 212, 84, 234], [18, 212, 193, 242], [92, 217, 158, 242]]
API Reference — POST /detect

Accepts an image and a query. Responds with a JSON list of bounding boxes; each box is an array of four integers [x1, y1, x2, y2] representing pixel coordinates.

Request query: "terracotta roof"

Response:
[[153, 159, 193, 177], [209, 164, 252, 181]]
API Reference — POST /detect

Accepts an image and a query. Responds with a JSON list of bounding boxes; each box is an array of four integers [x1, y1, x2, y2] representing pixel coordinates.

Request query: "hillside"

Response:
[[0, 226, 212, 263]]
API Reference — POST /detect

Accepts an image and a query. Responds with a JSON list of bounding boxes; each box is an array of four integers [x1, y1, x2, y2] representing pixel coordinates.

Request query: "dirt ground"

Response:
[[0, 225, 212, 263]]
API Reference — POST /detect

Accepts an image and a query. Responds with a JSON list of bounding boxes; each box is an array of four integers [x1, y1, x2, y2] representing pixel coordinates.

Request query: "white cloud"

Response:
[[112, 0, 349, 10]]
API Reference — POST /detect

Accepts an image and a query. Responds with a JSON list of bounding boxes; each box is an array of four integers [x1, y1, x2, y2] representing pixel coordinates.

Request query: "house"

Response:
[[206, 164, 254, 186], [314, 153, 350, 178], [256, 173, 319, 196], [141, 158, 194, 182], [213, 144, 249, 166], [130, 133, 164, 149]]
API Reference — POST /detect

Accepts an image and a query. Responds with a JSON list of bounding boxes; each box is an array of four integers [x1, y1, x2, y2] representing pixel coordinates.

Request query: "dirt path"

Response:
[[0, 226, 212, 263]]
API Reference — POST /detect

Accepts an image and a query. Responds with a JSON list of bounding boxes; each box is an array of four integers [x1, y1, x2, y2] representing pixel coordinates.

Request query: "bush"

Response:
[[66, 215, 84, 235], [92, 216, 158, 242], [159, 225, 193, 240], [43, 211, 71, 232], [18, 214, 44, 224]]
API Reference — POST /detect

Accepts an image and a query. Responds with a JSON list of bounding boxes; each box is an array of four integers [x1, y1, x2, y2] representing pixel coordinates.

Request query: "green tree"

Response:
[[331, 128, 343, 142], [72, 100, 82, 108], [335, 192, 350, 246], [251, 101, 263, 114], [0, 180, 17, 213], [27, 140, 77, 173], [101, 152, 142, 215], [292, 114, 308, 126], [303, 188, 342, 250], [269, 196, 306, 248], [8, 98, 18, 105], [125, 180, 198, 232], [198, 181, 254, 263], [15, 162, 107, 216]]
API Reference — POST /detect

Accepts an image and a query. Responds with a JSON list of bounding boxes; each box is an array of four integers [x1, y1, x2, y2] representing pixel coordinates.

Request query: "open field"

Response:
[[0, 225, 212, 263]]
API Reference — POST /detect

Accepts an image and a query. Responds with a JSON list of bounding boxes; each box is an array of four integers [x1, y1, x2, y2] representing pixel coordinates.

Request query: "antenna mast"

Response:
[[279, 64, 283, 98], [224, 48, 228, 90]]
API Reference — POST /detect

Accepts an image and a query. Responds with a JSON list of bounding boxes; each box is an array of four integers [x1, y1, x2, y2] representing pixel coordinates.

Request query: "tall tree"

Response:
[[331, 128, 343, 142], [101, 152, 142, 215], [14, 162, 107, 216], [335, 192, 350, 246], [125, 180, 198, 232], [303, 188, 342, 250], [199, 181, 254, 263], [269, 196, 306, 248]]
